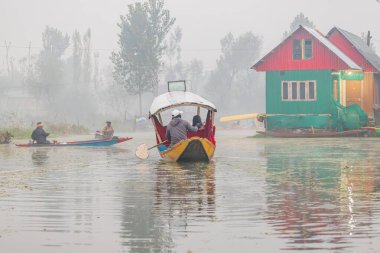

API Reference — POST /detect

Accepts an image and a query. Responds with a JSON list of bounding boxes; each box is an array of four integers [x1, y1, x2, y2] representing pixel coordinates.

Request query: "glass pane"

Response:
[[282, 82, 288, 100], [293, 40, 301, 60], [292, 82, 298, 100], [168, 80, 186, 92], [304, 40, 313, 59], [333, 80, 338, 100], [300, 82, 306, 100], [309, 81, 315, 99]]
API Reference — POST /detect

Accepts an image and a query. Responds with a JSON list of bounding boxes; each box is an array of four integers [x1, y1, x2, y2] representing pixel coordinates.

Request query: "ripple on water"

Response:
[[1, 133, 380, 252]]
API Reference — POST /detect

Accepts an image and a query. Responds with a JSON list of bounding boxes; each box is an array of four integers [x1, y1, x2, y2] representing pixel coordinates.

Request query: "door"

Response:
[[346, 80, 362, 107], [333, 79, 339, 101]]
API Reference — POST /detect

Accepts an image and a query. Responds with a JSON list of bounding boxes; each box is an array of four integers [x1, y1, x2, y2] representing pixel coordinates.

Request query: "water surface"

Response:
[[1, 130, 380, 252]]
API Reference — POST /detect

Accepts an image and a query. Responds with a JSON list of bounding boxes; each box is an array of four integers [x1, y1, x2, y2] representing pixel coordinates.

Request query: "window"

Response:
[[293, 39, 313, 60], [282, 82, 288, 100], [293, 40, 302, 60], [376, 82, 380, 105], [300, 82, 306, 99], [304, 40, 313, 59], [309, 81, 315, 99], [291, 82, 298, 100], [281, 80, 317, 101]]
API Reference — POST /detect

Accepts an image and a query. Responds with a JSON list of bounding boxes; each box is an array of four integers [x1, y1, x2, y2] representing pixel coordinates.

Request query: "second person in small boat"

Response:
[[102, 121, 114, 139], [166, 109, 198, 147]]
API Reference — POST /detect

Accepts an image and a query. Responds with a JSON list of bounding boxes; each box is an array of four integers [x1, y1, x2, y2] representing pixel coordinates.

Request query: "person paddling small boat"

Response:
[[31, 122, 50, 144]]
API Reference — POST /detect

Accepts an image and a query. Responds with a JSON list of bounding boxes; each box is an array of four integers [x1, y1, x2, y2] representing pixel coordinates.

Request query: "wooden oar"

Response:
[[135, 140, 168, 159]]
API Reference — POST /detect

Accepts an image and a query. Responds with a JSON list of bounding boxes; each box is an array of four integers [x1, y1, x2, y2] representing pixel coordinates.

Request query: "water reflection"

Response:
[[262, 139, 380, 251], [154, 161, 216, 216], [31, 149, 49, 166], [2, 132, 380, 252], [120, 161, 215, 252]]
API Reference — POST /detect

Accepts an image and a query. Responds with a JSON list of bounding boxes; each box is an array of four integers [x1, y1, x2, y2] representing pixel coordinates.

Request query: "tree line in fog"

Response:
[[0, 0, 323, 128]]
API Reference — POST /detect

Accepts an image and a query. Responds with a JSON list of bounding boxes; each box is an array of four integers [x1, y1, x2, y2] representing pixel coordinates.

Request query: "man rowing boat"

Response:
[[166, 109, 198, 147], [31, 122, 50, 144]]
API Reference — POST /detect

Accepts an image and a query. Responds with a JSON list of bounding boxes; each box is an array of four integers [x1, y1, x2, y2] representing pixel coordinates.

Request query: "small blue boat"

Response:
[[16, 136, 132, 147]]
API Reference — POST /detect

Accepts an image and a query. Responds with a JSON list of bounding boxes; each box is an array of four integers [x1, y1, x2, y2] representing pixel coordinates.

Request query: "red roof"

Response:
[[252, 26, 360, 72], [327, 27, 379, 72]]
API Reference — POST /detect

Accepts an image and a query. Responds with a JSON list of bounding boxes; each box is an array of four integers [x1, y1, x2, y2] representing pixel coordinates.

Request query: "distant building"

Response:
[[251, 25, 378, 131]]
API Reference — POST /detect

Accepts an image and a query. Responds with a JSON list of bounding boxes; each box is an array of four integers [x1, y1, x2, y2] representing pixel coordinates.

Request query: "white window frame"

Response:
[[292, 39, 313, 60], [281, 80, 317, 101], [303, 39, 313, 60]]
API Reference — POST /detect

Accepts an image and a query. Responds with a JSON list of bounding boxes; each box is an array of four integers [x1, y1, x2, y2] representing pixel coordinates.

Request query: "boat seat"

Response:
[[158, 145, 168, 152]]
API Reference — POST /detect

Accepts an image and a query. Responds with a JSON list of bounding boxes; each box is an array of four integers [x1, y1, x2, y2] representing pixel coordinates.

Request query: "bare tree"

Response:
[[72, 30, 83, 85], [82, 28, 92, 87], [4, 41, 11, 76], [206, 32, 263, 114], [34, 26, 70, 103]]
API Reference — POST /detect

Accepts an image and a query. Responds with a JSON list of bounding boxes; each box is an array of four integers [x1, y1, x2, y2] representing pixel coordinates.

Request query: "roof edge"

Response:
[[252, 25, 306, 70]]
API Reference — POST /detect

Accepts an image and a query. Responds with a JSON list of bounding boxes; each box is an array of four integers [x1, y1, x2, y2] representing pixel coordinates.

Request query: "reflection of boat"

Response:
[[257, 129, 364, 138], [149, 80, 217, 162], [154, 161, 216, 214], [16, 136, 132, 147], [31, 150, 49, 166]]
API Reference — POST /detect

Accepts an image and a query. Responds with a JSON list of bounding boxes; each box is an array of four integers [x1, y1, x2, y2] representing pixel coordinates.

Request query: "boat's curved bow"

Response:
[[159, 137, 215, 162]]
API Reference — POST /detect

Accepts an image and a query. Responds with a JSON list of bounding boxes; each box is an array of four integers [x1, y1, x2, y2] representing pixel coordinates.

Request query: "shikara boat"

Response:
[[16, 136, 132, 147], [149, 81, 217, 162], [256, 129, 364, 138]]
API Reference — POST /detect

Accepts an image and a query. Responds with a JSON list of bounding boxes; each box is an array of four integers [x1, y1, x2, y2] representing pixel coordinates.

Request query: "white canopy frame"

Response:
[[149, 91, 217, 118]]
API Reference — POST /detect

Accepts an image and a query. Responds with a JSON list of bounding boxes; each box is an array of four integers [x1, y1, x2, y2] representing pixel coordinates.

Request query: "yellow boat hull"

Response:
[[159, 137, 215, 162]]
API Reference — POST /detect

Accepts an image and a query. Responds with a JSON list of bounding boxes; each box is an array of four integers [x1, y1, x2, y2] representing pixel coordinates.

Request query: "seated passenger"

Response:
[[102, 121, 114, 139], [192, 115, 203, 128]]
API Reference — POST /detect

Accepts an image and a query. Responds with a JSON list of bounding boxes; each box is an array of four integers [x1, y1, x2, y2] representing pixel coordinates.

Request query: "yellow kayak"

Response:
[[159, 137, 215, 162], [219, 113, 257, 122]]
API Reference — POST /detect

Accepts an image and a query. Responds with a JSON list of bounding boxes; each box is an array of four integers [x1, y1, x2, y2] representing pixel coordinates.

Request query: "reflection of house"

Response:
[[262, 139, 378, 249], [252, 25, 377, 131], [327, 27, 380, 117]]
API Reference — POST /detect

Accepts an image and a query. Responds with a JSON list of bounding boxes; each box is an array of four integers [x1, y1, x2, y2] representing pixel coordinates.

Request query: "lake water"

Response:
[[1, 130, 380, 252]]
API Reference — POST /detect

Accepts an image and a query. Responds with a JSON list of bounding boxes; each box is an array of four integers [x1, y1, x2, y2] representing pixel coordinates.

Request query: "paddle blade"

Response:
[[135, 144, 149, 159]]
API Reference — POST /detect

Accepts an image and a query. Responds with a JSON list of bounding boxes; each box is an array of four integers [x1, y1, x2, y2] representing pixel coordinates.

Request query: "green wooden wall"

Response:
[[266, 70, 333, 114]]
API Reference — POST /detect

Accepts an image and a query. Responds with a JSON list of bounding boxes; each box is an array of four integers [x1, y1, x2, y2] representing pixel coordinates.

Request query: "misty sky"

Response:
[[1, 0, 380, 72]]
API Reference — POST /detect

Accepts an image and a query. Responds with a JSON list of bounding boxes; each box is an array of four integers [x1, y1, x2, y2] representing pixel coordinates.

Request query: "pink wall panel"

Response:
[[328, 31, 376, 72], [255, 29, 352, 71]]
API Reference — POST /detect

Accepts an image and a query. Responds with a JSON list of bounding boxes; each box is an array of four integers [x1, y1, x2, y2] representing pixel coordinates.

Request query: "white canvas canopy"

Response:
[[149, 91, 217, 118]]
